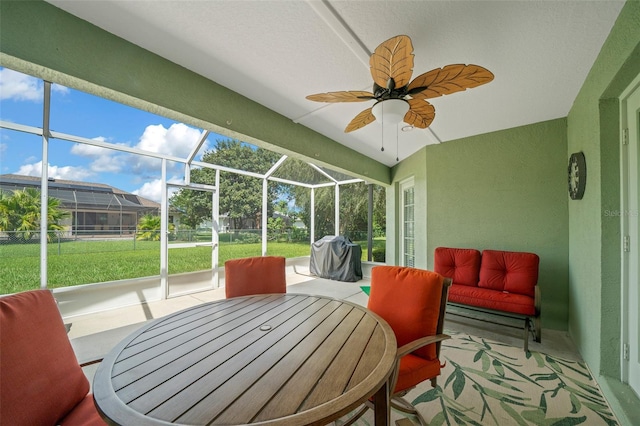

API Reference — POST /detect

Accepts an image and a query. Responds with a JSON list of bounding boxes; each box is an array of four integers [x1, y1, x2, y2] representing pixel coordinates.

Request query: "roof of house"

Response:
[[0, 174, 159, 210]]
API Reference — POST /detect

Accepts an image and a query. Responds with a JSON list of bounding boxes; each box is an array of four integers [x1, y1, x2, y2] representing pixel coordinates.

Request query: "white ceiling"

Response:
[[47, 0, 625, 166]]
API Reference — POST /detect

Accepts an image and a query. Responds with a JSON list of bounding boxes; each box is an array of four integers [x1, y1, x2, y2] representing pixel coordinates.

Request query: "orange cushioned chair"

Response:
[[362, 266, 452, 426], [224, 255, 287, 298], [0, 289, 106, 426]]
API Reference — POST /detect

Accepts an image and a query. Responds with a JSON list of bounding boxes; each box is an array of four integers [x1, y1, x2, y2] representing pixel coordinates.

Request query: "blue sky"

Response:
[[0, 67, 218, 203]]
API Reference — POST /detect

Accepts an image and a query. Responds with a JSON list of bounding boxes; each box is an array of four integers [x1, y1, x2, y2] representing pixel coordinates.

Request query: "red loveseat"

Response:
[[434, 247, 541, 351]]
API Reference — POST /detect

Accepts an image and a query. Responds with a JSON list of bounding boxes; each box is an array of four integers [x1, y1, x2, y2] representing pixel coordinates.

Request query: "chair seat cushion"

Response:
[[59, 394, 106, 425], [394, 353, 441, 393], [449, 284, 535, 316]]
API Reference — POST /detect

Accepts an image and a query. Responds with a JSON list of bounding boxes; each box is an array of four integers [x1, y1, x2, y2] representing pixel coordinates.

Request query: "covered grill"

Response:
[[309, 235, 363, 282]]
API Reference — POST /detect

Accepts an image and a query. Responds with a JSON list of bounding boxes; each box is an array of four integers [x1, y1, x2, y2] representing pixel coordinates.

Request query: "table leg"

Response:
[[373, 378, 390, 425]]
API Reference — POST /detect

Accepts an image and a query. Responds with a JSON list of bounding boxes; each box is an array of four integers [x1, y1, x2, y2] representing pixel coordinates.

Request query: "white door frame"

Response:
[[620, 73, 640, 395], [399, 177, 415, 267], [164, 179, 219, 298]]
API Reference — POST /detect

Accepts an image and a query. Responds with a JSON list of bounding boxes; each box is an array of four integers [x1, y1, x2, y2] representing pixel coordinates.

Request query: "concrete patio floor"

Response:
[[69, 265, 582, 393]]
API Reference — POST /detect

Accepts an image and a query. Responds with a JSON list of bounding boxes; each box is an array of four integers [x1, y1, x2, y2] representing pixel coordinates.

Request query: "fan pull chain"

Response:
[[396, 124, 399, 162], [380, 102, 384, 152]]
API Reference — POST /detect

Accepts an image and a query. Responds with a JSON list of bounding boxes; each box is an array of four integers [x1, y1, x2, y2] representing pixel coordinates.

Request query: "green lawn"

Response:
[[0, 239, 385, 294]]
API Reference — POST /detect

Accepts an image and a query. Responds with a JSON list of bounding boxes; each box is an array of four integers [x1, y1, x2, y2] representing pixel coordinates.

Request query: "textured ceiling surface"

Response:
[[47, 0, 625, 166]]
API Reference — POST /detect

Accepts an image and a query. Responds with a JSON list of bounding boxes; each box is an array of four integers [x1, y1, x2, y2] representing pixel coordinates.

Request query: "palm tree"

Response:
[[136, 214, 175, 241], [0, 188, 69, 243]]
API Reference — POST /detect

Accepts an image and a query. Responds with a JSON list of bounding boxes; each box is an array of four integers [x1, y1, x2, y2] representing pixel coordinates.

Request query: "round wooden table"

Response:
[[93, 293, 397, 425]]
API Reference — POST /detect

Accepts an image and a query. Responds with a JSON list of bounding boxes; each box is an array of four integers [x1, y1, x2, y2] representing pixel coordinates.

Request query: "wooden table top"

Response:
[[93, 293, 397, 426]]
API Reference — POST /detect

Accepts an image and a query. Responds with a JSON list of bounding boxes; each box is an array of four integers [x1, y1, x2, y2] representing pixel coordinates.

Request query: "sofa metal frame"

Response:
[[446, 285, 541, 352]]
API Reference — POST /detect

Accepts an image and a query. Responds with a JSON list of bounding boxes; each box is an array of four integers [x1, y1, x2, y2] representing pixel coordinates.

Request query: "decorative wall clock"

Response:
[[568, 152, 586, 200]]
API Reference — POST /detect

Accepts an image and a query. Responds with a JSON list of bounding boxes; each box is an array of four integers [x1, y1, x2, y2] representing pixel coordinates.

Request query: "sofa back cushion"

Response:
[[478, 250, 539, 297], [434, 247, 481, 287]]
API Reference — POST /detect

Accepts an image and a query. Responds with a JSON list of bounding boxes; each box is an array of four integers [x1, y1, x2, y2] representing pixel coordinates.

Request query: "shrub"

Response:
[[372, 246, 386, 263]]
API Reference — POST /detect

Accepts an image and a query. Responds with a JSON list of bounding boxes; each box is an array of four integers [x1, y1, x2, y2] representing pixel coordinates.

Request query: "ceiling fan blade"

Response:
[[306, 91, 375, 103], [370, 35, 414, 89], [345, 107, 376, 133], [407, 64, 494, 100], [404, 99, 436, 129]]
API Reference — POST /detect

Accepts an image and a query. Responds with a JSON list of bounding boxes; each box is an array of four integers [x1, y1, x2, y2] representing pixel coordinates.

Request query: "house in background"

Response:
[[0, 174, 159, 237], [1, 1, 639, 423]]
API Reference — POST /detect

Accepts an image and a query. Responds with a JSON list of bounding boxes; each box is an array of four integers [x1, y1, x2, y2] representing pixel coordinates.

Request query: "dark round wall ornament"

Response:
[[568, 152, 586, 200]]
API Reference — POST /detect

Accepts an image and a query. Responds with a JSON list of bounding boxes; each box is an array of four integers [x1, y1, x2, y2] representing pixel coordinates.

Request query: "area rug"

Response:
[[337, 330, 618, 426]]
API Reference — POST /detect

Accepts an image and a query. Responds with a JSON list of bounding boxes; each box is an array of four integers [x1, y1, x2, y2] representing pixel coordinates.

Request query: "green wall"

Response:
[[0, 0, 389, 185], [391, 119, 569, 330], [387, 0, 639, 419], [567, 0, 640, 383]]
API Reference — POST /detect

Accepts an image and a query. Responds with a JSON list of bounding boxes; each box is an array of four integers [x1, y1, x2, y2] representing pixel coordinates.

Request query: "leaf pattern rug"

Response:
[[338, 330, 618, 426]]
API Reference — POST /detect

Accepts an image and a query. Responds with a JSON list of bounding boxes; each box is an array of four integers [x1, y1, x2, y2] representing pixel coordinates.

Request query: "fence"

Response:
[[0, 229, 388, 262], [0, 228, 314, 257]]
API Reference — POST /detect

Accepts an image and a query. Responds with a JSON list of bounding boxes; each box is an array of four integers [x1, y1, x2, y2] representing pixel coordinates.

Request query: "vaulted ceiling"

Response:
[[47, 0, 625, 166]]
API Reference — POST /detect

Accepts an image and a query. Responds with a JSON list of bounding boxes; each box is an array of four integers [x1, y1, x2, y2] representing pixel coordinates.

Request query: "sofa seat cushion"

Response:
[[449, 284, 535, 316], [434, 247, 481, 287], [478, 250, 539, 297]]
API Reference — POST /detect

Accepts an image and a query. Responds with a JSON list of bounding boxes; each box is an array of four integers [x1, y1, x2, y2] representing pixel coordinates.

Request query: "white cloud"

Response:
[[16, 161, 94, 181], [132, 179, 162, 203], [69, 137, 110, 157], [132, 176, 183, 203], [136, 123, 207, 158], [68, 123, 208, 178], [117, 122, 207, 175], [0, 68, 68, 101], [70, 138, 124, 172], [90, 154, 123, 173]]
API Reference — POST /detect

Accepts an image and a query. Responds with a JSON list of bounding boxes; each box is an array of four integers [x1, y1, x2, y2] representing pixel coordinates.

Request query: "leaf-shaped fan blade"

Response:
[[370, 35, 414, 89], [407, 64, 494, 100], [306, 91, 375, 103], [404, 99, 435, 129], [345, 107, 376, 133]]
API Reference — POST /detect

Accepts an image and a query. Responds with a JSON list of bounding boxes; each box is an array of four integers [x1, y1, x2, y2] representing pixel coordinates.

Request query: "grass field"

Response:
[[0, 238, 385, 294]]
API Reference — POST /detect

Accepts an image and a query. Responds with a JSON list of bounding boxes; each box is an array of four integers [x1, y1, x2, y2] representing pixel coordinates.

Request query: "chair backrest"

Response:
[[0, 290, 90, 426], [367, 266, 451, 361], [224, 256, 287, 298]]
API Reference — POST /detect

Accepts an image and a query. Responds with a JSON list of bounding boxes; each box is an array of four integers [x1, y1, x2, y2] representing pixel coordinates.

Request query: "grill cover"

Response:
[[310, 235, 363, 282]]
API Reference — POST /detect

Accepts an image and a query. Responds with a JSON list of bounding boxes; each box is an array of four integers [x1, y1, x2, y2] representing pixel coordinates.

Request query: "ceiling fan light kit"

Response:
[[371, 99, 410, 125], [306, 34, 495, 151]]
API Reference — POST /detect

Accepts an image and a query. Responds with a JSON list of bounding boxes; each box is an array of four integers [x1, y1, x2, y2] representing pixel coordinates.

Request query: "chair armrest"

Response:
[[396, 334, 450, 358], [79, 357, 103, 367]]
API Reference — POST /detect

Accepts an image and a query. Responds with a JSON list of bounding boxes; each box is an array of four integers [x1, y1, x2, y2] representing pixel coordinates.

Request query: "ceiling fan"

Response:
[[306, 35, 494, 133]]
